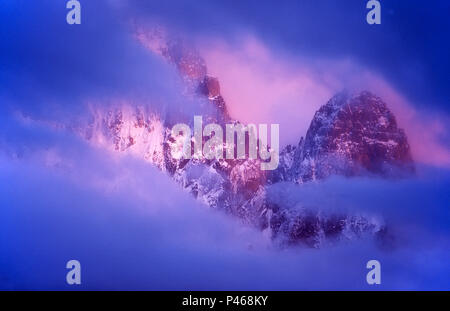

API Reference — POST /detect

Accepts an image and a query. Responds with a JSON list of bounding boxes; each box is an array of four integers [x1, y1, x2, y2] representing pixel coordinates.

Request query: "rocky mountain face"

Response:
[[272, 91, 414, 184], [84, 31, 414, 248]]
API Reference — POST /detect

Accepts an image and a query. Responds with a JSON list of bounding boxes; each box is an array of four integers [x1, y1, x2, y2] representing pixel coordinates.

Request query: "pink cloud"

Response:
[[200, 37, 335, 146], [198, 36, 450, 168], [364, 75, 450, 168]]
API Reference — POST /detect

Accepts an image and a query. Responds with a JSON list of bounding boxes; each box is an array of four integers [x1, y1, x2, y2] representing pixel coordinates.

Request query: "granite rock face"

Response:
[[274, 91, 414, 184], [85, 31, 414, 248]]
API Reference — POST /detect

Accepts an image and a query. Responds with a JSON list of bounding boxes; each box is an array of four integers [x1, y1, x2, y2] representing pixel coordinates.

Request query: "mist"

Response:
[[0, 116, 448, 290], [0, 0, 449, 290]]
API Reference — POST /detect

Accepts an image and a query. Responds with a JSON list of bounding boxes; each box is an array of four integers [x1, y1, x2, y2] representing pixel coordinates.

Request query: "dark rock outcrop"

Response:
[[273, 91, 414, 184]]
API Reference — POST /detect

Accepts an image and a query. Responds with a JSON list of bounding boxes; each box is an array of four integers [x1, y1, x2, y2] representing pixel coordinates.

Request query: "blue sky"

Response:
[[1, 0, 449, 113], [1, 0, 449, 151], [125, 0, 450, 112]]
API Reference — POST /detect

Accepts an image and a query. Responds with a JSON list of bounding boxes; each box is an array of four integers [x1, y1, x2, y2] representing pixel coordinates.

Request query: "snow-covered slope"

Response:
[[273, 91, 414, 184], [82, 31, 414, 248]]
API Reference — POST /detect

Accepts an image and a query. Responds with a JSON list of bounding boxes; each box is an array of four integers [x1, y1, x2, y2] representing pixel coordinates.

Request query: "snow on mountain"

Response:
[[274, 91, 415, 184], [85, 105, 167, 170], [82, 30, 414, 248]]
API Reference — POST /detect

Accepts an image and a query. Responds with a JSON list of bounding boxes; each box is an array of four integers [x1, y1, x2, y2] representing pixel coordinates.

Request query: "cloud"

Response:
[[360, 75, 450, 168], [0, 115, 449, 290], [200, 36, 334, 146], [1, 1, 449, 166], [120, 0, 450, 113], [197, 36, 450, 167], [0, 0, 211, 124]]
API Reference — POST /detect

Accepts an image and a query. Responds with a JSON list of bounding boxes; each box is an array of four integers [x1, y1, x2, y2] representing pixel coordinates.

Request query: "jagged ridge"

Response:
[[85, 31, 414, 248]]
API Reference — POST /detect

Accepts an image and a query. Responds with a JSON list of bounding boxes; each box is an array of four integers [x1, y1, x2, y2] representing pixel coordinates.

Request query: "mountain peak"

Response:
[[294, 90, 414, 181]]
